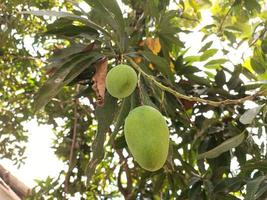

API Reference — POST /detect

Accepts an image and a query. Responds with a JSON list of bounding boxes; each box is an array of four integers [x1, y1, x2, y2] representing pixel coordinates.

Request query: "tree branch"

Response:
[[0, 164, 31, 199], [127, 57, 266, 107]]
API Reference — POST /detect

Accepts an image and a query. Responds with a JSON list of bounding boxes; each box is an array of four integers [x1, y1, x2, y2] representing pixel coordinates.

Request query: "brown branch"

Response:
[[127, 57, 267, 107], [64, 85, 80, 196], [0, 178, 21, 200], [0, 164, 31, 199]]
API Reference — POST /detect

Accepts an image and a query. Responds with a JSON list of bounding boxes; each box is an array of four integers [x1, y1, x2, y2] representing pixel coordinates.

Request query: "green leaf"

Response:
[[245, 176, 266, 200], [45, 24, 99, 37], [139, 78, 158, 109], [239, 105, 263, 125], [34, 52, 102, 111], [198, 132, 246, 159], [205, 59, 228, 67], [198, 41, 213, 53], [261, 39, 267, 54], [85, 0, 126, 50], [255, 183, 267, 199], [21, 10, 110, 37], [244, 0, 261, 13], [224, 31, 236, 43], [142, 51, 174, 81], [199, 49, 218, 61], [250, 58, 266, 74], [86, 93, 118, 182], [109, 96, 131, 143], [215, 70, 226, 87]]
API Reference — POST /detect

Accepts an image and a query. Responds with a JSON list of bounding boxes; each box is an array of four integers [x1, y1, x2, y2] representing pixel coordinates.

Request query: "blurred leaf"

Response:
[[198, 41, 213, 53], [200, 49, 218, 61], [244, 176, 265, 200], [250, 58, 266, 74], [21, 10, 109, 36], [239, 105, 263, 125], [142, 51, 174, 81], [215, 70, 226, 87], [198, 132, 245, 159]]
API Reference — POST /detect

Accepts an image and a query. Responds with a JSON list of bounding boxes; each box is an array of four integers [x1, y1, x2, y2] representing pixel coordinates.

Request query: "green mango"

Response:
[[105, 64, 137, 98], [124, 105, 169, 171]]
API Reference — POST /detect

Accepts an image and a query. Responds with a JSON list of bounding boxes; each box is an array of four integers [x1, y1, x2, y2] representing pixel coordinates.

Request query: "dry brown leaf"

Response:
[[92, 57, 108, 106]]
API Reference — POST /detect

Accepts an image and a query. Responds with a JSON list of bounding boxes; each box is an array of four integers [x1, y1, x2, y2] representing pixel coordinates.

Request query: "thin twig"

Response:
[[127, 56, 267, 107], [217, 1, 236, 34], [249, 24, 267, 47], [64, 85, 80, 196]]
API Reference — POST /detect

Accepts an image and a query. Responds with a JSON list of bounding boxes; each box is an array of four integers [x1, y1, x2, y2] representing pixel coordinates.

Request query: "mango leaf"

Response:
[[85, 0, 126, 50], [200, 49, 218, 61], [198, 132, 245, 159], [244, 176, 266, 200], [109, 96, 131, 143], [86, 93, 118, 182], [142, 51, 174, 81], [215, 70, 226, 87], [250, 58, 266, 74], [255, 183, 267, 199], [34, 52, 102, 111], [21, 10, 110, 37], [261, 39, 267, 54], [45, 24, 99, 37], [239, 105, 263, 125], [205, 59, 228, 67], [224, 31, 236, 43], [198, 41, 213, 53]]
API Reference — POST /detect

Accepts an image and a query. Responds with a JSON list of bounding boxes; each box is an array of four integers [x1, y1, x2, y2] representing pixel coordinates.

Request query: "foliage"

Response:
[[2, 0, 267, 199]]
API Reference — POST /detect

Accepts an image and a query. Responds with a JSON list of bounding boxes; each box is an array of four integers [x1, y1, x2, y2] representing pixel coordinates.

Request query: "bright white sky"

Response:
[[1, 2, 266, 199]]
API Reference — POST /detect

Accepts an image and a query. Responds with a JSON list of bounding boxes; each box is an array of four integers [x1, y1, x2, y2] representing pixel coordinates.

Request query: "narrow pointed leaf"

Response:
[[198, 132, 246, 159], [239, 105, 263, 125], [245, 176, 266, 200]]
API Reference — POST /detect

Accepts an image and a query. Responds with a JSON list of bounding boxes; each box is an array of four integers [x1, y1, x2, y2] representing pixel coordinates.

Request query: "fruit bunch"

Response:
[[106, 64, 170, 171]]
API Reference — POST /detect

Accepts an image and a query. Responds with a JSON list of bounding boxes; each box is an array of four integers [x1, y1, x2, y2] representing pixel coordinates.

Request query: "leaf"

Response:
[[198, 132, 246, 159], [109, 96, 131, 143], [199, 49, 218, 61], [250, 58, 266, 74], [244, 0, 261, 13], [205, 59, 228, 67], [142, 51, 174, 81], [198, 41, 213, 53], [85, 0, 126, 49], [255, 183, 267, 199], [21, 10, 110, 37], [45, 24, 99, 37], [215, 70, 226, 87], [92, 57, 108, 106], [34, 52, 102, 111], [224, 31, 236, 43], [239, 105, 263, 125], [261, 39, 267, 54], [86, 93, 118, 182], [244, 176, 266, 200]]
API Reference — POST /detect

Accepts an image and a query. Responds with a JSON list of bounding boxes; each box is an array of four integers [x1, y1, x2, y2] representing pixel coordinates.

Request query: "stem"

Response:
[[217, 1, 237, 34], [64, 85, 79, 196], [127, 56, 266, 107]]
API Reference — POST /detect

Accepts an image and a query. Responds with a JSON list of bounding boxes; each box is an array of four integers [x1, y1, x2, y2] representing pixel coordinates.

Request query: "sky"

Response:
[[1, 1, 266, 199]]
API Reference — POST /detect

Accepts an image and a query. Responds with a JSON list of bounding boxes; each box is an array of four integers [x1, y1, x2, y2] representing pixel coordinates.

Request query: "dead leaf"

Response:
[[92, 57, 108, 106]]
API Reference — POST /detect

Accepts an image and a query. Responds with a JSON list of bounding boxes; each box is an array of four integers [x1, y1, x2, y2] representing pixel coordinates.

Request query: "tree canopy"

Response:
[[2, 0, 267, 199]]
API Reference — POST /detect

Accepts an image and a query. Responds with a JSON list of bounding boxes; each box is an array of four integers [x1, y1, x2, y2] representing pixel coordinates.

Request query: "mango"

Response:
[[105, 64, 137, 99], [124, 105, 169, 171]]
